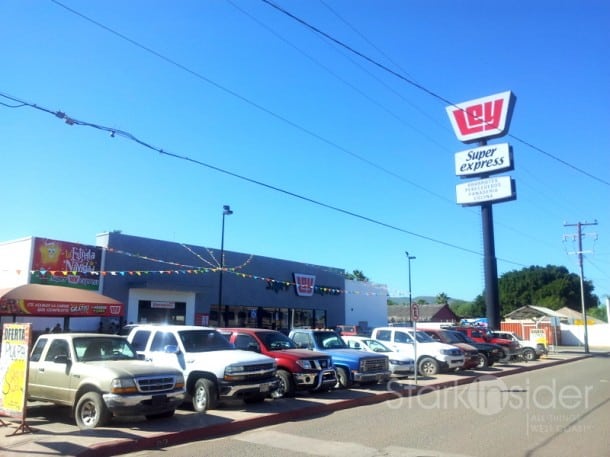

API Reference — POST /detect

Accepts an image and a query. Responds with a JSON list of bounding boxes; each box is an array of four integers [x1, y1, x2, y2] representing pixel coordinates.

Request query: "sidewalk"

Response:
[[0, 348, 599, 457]]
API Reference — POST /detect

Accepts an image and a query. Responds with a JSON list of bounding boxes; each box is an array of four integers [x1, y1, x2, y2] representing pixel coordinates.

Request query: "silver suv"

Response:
[[28, 333, 185, 429]]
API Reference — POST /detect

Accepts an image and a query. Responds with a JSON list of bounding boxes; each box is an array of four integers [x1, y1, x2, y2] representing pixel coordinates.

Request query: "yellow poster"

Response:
[[0, 323, 31, 419]]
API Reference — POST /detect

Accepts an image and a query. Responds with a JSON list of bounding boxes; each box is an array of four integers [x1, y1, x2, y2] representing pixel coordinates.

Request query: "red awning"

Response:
[[0, 284, 124, 317]]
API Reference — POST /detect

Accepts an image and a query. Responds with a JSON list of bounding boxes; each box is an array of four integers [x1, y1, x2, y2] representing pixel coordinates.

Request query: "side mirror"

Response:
[[164, 344, 179, 354], [53, 355, 69, 364]]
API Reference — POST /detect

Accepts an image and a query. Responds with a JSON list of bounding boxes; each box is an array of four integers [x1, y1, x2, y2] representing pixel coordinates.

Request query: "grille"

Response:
[[135, 376, 176, 393], [244, 362, 275, 373], [308, 358, 331, 370], [241, 362, 275, 380], [361, 358, 388, 373]]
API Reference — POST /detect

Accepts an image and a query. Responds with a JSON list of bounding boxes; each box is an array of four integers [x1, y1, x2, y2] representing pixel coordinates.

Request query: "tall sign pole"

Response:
[[446, 91, 516, 330]]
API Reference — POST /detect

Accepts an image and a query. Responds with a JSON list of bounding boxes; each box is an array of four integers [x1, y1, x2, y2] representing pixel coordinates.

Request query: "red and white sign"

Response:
[[411, 304, 420, 322], [294, 273, 315, 297], [455, 143, 513, 177], [456, 176, 516, 206], [446, 91, 514, 143]]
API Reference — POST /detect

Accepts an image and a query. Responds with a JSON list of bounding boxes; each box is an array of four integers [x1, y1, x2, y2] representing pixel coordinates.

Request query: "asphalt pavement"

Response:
[[0, 347, 602, 457]]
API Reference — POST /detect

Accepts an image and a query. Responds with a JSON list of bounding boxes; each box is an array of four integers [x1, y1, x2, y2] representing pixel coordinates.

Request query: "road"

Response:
[[123, 356, 610, 457]]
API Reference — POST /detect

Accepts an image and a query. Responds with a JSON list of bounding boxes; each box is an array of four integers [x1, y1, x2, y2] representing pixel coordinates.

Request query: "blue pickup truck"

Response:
[[288, 329, 391, 388]]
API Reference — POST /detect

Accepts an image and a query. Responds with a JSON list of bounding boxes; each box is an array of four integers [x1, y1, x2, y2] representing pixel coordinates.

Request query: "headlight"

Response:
[[440, 349, 461, 356], [390, 359, 408, 365], [110, 378, 138, 394], [176, 374, 185, 389], [296, 359, 314, 370], [225, 365, 245, 374]]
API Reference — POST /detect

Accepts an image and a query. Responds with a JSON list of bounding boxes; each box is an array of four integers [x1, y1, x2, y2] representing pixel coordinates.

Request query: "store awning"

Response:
[[0, 284, 124, 317]]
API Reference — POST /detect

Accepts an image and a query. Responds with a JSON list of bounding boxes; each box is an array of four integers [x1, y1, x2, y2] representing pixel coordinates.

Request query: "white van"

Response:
[[370, 326, 464, 376]]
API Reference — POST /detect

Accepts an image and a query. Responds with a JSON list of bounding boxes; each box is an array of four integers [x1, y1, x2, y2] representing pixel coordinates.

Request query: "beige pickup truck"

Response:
[[28, 333, 185, 429]]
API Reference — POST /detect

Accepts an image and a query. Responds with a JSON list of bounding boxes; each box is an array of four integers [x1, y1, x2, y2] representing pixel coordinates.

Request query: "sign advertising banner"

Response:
[[446, 91, 515, 143], [0, 323, 31, 419], [0, 299, 124, 317], [30, 238, 102, 291], [456, 176, 516, 206], [455, 143, 513, 177]]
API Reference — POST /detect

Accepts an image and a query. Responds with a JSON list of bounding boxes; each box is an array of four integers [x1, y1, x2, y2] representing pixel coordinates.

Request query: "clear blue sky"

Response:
[[1, 1, 608, 303]]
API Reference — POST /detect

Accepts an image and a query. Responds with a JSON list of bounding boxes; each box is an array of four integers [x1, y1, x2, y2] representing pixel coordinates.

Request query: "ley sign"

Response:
[[446, 91, 515, 143]]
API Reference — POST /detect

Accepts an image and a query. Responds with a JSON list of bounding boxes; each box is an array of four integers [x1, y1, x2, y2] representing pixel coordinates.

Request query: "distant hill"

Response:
[[390, 296, 437, 305]]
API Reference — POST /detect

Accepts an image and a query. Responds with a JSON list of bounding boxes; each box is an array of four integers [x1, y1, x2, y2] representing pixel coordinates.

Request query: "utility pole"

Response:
[[563, 220, 598, 354]]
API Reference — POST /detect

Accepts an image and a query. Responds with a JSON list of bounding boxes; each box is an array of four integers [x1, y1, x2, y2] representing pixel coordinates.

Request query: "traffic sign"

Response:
[[411, 303, 420, 322]]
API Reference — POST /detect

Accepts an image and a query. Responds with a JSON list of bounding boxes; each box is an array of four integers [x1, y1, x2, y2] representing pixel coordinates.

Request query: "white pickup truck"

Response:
[[489, 330, 547, 361], [123, 324, 279, 412], [370, 327, 464, 376]]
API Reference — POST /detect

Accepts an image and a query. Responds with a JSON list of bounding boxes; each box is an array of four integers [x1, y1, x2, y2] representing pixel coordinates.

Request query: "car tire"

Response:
[[193, 378, 217, 412], [271, 369, 294, 399], [522, 348, 537, 361], [75, 391, 111, 429], [499, 348, 511, 363], [476, 353, 489, 368], [335, 366, 353, 389], [418, 357, 439, 376]]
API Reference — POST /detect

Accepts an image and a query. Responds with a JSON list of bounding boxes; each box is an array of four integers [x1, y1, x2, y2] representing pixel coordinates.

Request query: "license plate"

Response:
[[151, 395, 167, 406], [260, 383, 269, 392]]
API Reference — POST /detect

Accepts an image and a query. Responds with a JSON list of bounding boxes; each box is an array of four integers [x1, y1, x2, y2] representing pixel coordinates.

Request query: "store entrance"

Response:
[[137, 300, 186, 325]]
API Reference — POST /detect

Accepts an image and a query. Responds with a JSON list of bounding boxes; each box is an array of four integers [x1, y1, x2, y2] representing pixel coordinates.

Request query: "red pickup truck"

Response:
[[220, 328, 337, 398], [446, 326, 520, 362]]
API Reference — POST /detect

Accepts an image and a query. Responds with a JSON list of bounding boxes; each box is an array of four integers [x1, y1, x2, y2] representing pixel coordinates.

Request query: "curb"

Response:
[[82, 354, 591, 457]]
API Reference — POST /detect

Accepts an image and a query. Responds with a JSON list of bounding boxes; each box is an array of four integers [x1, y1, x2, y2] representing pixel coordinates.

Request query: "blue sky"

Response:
[[1, 1, 609, 303]]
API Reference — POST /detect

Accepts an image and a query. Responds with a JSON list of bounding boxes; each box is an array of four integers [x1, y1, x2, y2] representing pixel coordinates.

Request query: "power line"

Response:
[[47, 0, 592, 248], [0, 90, 528, 269], [261, 0, 610, 188]]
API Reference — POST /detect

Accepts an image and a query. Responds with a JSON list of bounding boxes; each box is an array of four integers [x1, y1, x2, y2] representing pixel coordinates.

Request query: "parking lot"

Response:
[[0, 348, 595, 457]]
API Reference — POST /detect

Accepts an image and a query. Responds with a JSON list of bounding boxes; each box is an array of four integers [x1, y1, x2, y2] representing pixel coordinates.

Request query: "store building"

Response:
[[1, 233, 388, 333]]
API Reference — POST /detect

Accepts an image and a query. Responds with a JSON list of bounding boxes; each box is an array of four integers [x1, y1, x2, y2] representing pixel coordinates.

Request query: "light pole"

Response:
[[405, 251, 416, 325], [218, 205, 233, 326]]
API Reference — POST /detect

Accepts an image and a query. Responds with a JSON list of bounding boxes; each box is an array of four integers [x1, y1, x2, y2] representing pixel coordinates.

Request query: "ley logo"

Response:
[[294, 273, 315, 297], [446, 91, 515, 143]]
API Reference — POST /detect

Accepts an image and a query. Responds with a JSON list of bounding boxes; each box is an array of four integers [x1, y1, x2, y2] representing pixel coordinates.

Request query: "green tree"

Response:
[[436, 292, 449, 304], [450, 295, 485, 318], [497, 265, 598, 315], [344, 269, 369, 282]]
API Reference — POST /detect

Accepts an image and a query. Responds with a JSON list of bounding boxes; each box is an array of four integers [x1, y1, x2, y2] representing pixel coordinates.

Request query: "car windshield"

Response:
[[451, 331, 472, 344], [439, 331, 462, 344], [362, 339, 392, 352], [260, 331, 297, 350], [178, 329, 234, 352], [313, 332, 348, 349], [76, 336, 138, 362]]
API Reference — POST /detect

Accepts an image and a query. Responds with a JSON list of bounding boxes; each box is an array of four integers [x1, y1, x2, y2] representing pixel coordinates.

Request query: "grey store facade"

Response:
[[97, 232, 346, 333]]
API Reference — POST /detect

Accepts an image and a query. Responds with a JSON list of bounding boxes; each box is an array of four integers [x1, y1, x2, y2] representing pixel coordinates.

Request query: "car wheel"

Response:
[[146, 409, 175, 420], [499, 348, 511, 363], [418, 357, 439, 376], [193, 378, 217, 412], [75, 391, 111, 429], [271, 369, 294, 399], [335, 367, 352, 389], [522, 348, 537, 361], [476, 353, 489, 368]]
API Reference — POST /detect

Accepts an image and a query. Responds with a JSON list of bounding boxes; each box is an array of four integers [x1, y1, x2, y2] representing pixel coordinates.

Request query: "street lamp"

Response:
[[218, 205, 233, 326], [405, 251, 416, 324]]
